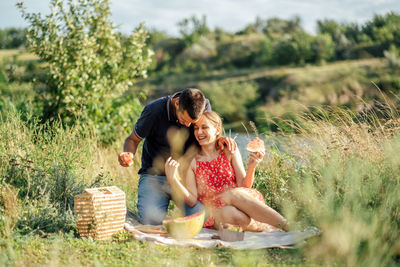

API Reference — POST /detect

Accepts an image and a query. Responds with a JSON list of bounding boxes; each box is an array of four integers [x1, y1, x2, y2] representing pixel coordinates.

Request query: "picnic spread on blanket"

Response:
[[73, 186, 320, 248]]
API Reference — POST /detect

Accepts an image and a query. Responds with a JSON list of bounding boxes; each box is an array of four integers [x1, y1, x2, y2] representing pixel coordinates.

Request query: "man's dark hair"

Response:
[[178, 88, 206, 119]]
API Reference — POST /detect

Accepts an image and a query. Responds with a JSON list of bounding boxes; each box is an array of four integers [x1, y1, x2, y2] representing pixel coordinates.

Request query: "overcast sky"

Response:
[[2, 0, 399, 36]]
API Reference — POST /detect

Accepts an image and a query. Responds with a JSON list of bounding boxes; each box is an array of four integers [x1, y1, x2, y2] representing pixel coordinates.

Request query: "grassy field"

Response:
[[0, 49, 39, 62], [1, 232, 306, 266], [0, 108, 308, 266], [1, 101, 399, 266], [1, 52, 399, 266]]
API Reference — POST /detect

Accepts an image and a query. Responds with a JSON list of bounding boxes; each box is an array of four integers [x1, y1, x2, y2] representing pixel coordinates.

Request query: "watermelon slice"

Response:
[[120, 152, 133, 167], [246, 137, 265, 153], [162, 210, 205, 239]]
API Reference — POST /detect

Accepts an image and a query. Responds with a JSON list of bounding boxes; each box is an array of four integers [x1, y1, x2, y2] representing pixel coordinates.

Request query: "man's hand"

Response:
[[248, 151, 265, 169], [217, 137, 237, 153], [165, 157, 180, 181], [119, 152, 134, 167]]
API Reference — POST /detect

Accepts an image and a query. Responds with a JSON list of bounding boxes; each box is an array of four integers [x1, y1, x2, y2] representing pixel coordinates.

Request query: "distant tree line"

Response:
[[1, 11, 399, 74], [0, 28, 26, 49], [145, 12, 400, 74]]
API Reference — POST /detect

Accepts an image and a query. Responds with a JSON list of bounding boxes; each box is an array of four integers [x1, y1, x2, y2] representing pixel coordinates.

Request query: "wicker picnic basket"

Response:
[[74, 186, 126, 240]]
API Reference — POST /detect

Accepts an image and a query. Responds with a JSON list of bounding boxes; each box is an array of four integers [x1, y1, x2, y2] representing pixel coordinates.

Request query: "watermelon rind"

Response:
[[162, 210, 205, 239]]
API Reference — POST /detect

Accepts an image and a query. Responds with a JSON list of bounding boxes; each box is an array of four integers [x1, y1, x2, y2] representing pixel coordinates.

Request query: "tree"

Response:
[[362, 12, 400, 48], [178, 15, 210, 47], [17, 0, 152, 143], [317, 20, 355, 60], [272, 34, 313, 66], [312, 34, 335, 64], [202, 81, 259, 123], [263, 16, 303, 38], [0, 28, 26, 48], [317, 19, 340, 37]]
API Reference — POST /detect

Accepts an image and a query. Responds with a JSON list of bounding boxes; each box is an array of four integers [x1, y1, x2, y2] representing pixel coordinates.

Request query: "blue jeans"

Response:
[[137, 174, 204, 225]]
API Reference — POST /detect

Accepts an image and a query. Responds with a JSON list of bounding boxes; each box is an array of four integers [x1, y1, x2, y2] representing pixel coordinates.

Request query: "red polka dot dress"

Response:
[[195, 152, 264, 228]]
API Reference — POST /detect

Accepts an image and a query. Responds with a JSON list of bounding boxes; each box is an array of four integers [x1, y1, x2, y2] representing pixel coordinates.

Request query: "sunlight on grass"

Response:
[[0, 49, 38, 62], [1, 56, 399, 265], [2, 97, 399, 265]]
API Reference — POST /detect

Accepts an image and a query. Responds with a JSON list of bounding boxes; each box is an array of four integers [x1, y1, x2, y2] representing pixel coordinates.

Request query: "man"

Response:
[[119, 88, 235, 225]]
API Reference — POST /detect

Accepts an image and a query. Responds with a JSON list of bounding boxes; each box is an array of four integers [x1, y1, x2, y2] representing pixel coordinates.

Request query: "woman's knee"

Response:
[[218, 206, 250, 226], [221, 188, 247, 205]]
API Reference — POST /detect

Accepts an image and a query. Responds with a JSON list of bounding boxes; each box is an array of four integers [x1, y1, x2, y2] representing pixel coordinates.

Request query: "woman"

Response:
[[165, 111, 287, 231]]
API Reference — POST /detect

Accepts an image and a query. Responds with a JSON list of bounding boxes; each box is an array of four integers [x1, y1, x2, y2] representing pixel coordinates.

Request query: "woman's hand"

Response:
[[248, 151, 265, 169], [217, 137, 237, 153], [165, 157, 180, 181]]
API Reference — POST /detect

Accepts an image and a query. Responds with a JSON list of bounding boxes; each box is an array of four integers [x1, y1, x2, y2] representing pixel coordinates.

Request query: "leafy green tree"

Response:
[[291, 32, 314, 64], [312, 34, 335, 64], [262, 16, 302, 38], [17, 0, 152, 143], [0, 27, 26, 48], [176, 36, 216, 73], [216, 34, 265, 68], [342, 23, 361, 44], [273, 32, 313, 65], [237, 16, 266, 35], [256, 37, 273, 66], [202, 81, 259, 123], [317, 19, 341, 37], [362, 12, 400, 54], [271, 39, 294, 65], [178, 15, 211, 47], [317, 20, 359, 60], [384, 45, 400, 70], [214, 26, 233, 43]]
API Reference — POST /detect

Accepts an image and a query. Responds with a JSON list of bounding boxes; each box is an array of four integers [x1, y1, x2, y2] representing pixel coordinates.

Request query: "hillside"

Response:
[[133, 58, 399, 131], [1, 47, 398, 133]]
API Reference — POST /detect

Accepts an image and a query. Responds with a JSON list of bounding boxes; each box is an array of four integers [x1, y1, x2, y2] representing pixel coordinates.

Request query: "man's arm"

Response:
[[119, 130, 143, 167], [124, 130, 142, 154]]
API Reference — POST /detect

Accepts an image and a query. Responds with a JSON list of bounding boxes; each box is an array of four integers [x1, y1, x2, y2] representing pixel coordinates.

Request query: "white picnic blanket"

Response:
[[124, 220, 320, 249]]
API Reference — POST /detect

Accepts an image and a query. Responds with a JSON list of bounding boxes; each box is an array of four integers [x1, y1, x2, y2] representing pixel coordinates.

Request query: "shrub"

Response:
[[17, 0, 152, 144], [272, 38, 299, 65], [201, 81, 259, 123], [216, 34, 265, 68], [384, 45, 400, 70], [312, 34, 335, 64], [0, 109, 111, 234]]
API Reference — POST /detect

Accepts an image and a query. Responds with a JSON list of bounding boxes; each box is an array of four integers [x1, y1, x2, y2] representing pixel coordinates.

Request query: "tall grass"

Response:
[[1, 77, 400, 265], [0, 107, 140, 237], [255, 104, 400, 266]]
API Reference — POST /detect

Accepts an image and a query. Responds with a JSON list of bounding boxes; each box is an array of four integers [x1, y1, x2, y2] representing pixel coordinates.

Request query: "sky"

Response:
[[2, 0, 400, 36]]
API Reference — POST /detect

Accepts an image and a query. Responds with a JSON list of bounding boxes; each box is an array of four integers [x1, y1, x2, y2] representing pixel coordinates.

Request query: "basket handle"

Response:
[[84, 187, 113, 195]]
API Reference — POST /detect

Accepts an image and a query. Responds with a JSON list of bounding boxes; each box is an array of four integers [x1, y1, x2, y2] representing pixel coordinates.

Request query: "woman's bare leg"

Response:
[[219, 188, 287, 230], [214, 205, 251, 230]]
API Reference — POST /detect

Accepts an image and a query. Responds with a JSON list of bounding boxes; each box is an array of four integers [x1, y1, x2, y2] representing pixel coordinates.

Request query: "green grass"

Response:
[[0, 49, 39, 62], [1, 56, 400, 266], [1, 232, 306, 266], [0, 106, 308, 266], [2, 96, 399, 266]]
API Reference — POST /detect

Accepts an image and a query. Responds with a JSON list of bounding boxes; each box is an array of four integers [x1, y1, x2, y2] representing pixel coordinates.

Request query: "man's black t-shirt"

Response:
[[134, 93, 211, 175]]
